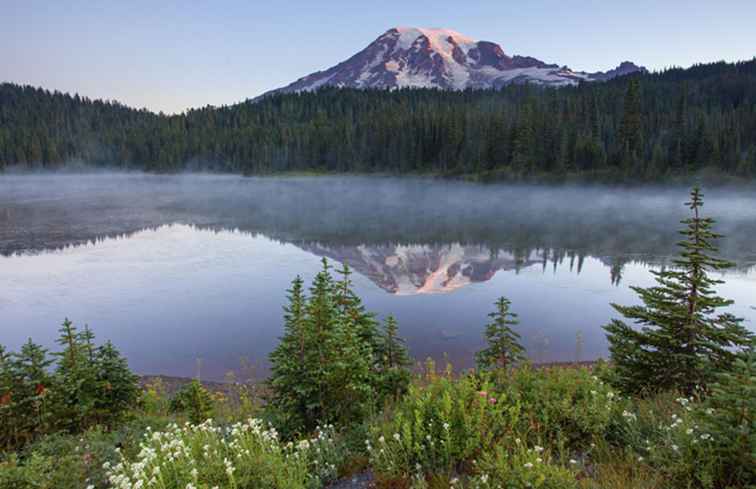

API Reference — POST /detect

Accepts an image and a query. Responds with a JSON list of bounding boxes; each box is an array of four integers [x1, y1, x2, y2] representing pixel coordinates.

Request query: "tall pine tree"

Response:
[[604, 187, 753, 395]]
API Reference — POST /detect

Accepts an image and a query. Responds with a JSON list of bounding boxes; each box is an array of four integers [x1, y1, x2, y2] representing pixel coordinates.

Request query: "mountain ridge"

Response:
[[262, 27, 646, 96]]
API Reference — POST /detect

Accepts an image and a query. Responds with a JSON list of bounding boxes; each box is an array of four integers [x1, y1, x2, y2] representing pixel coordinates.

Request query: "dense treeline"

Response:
[[1, 58, 756, 179]]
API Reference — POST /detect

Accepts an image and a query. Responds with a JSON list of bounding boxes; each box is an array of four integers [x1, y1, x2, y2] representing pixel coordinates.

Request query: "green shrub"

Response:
[[0, 428, 122, 489], [368, 363, 623, 485], [105, 419, 342, 489], [169, 380, 215, 424], [368, 362, 515, 482], [471, 444, 578, 489], [493, 365, 624, 451]]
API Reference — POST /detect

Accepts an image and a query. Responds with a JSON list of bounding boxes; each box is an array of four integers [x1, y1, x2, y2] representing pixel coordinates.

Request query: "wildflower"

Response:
[[534, 445, 544, 453], [524, 462, 534, 468], [569, 459, 578, 464], [443, 422, 450, 431], [686, 428, 693, 435], [638, 456, 644, 462], [478, 391, 488, 397], [393, 433, 401, 441], [488, 397, 497, 404], [536, 457, 543, 463], [672, 444, 678, 451], [450, 477, 459, 485], [378, 436, 385, 444]]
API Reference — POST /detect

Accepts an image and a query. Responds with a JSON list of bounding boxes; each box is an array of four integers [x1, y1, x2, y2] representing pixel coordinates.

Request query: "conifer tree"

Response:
[[696, 340, 756, 487], [0, 345, 11, 450], [335, 262, 380, 351], [304, 259, 339, 426], [268, 259, 403, 433], [604, 187, 753, 395], [619, 78, 642, 157], [3, 341, 53, 448], [268, 276, 313, 433], [376, 315, 412, 400], [476, 297, 525, 371], [320, 312, 373, 426], [52, 318, 98, 431], [93, 340, 140, 426], [169, 379, 214, 425]]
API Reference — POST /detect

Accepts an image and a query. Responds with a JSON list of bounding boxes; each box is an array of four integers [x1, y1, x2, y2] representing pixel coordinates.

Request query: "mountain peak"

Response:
[[263, 28, 645, 96], [390, 27, 476, 48]]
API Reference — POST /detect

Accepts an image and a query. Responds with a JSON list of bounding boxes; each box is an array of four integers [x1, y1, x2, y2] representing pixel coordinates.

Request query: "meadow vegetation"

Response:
[[1, 188, 753, 489]]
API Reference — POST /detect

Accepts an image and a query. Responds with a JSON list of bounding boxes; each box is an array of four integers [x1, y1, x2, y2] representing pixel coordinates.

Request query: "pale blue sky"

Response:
[[2, 0, 754, 113]]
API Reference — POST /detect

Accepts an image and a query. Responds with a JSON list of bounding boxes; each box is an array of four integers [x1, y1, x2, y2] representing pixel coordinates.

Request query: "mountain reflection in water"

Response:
[[2, 175, 755, 380]]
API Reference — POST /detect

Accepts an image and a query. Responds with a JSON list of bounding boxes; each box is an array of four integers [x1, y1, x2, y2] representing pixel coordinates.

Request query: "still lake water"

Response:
[[2, 174, 755, 380]]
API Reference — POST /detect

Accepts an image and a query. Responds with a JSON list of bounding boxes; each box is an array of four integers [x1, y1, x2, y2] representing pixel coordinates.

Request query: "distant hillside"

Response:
[[1, 58, 755, 180]]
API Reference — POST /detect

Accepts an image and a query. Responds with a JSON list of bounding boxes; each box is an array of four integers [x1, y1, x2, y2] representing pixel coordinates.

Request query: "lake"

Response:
[[2, 174, 755, 381]]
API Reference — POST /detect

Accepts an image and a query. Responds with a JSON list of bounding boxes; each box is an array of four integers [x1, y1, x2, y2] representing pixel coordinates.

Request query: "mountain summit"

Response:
[[264, 27, 645, 95]]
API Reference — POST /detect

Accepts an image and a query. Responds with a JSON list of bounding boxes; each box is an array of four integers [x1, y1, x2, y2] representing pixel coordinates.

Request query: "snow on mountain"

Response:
[[298, 242, 540, 295], [263, 27, 645, 96]]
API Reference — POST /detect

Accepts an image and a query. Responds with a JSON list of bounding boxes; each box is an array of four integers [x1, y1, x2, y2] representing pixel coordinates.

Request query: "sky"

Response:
[[2, 0, 755, 114]]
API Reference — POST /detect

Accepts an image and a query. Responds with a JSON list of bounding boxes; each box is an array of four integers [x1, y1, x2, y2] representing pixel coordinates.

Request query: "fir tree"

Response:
[[52, 318, 98, 432], [267, 276, 313, 434], [268, 259, 398, 433], [376, 315, 412, 400], [335, 262, 380, 352], [4, 341, 54, 448], [304, 259, 339, 427], [93, 340, 140, 427], [321, 313, 374, 426], [696, 339, 756, 487], [604, 187, 753, 395], [476, 297, 526, 371], [169, 380, 214, 425], [619, 78, 642, 157]]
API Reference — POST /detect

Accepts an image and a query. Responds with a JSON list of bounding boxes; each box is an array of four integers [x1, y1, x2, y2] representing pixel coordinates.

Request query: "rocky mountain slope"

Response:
[[265, 27, 645, 95]]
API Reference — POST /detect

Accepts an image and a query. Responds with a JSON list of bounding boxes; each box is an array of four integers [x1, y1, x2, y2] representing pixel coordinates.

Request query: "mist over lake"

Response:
[[2, 173, 755, 380]]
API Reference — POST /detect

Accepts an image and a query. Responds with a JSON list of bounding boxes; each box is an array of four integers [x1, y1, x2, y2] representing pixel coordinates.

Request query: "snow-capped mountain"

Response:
[[299, 242, 540, 295], [264, 27, 645, 95]]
